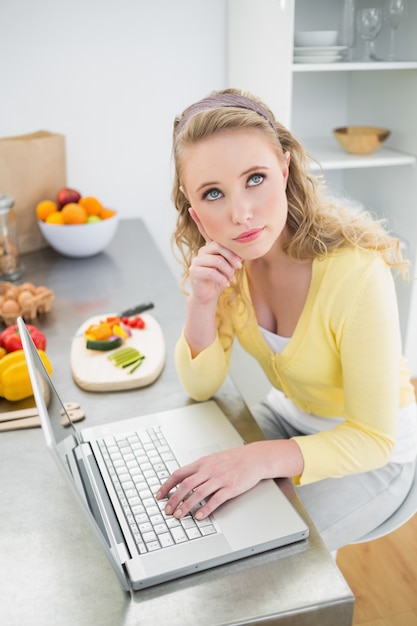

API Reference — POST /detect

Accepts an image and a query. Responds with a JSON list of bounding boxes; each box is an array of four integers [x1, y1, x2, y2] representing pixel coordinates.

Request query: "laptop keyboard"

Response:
[[98, 425, 217, 554]]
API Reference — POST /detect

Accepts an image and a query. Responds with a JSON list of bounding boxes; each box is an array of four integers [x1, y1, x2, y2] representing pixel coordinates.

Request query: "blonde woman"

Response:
[[156, 89, 417, 551]]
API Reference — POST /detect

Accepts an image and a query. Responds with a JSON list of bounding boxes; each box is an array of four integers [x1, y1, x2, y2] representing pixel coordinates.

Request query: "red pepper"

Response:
[[132, 316, 145, 329], [0, 324, 47, 353], [121, 316, 146, 329]]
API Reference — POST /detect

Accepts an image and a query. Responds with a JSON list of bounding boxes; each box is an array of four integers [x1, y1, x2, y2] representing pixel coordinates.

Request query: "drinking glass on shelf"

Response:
[[357, 8, 383, 61], [384, 0, 407, 61]]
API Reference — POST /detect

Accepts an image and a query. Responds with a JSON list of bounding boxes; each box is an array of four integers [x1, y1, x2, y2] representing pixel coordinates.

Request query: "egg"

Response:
[[2, 299, 20, 315], [0, 281, 13, 295], [17, 290, 34, 305], [18, 293, 37, 319], [19, 282, 36, 294], [5, 287, 18, 300]]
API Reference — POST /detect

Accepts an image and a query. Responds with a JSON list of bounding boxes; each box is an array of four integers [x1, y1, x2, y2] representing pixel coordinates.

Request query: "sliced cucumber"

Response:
[[86, 337, 123, 351], [107, 346, 145, 373]]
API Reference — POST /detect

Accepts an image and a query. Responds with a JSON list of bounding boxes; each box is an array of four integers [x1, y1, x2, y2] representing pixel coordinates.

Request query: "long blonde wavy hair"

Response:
[[171, 88, 409, 292]]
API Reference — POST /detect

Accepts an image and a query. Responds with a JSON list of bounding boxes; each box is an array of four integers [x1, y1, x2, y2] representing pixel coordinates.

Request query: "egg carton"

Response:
[[0, 281, 54, 326]]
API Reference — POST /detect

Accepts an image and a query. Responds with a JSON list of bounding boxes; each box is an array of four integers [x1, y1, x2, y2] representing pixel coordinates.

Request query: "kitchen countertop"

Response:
[[0, 218, 354, 626]]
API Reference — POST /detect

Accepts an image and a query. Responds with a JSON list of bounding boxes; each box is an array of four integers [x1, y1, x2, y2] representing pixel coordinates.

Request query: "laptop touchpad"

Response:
[[190, 445, 221, 461]]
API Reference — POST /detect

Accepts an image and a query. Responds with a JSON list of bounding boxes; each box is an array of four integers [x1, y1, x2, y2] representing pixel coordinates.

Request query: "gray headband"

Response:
[[174, 92, 276, 137]]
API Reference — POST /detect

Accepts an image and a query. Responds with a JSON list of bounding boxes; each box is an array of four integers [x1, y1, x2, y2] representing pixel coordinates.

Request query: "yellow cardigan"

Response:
[[175, 247, 415, 484]]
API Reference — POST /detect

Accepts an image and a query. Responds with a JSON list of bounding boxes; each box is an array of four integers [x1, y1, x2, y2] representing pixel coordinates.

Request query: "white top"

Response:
[[259, 326, 291, 353]]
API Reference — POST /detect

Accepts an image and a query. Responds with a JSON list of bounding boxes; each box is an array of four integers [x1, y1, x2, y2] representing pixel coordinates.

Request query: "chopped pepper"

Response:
[[84, 321, 113, 341], [84, 316, 130, 347], [112, 324, 129, 339], [121, 316, 146, 329]]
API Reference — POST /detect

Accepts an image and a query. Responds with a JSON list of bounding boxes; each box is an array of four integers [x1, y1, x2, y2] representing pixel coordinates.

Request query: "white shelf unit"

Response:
[[305, 139, 416, 171], [292, 61, 417, 73], [228, 0, 417, 375]]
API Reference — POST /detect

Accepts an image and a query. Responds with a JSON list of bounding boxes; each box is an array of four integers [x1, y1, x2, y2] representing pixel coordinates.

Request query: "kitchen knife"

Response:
[[120, 302, 154, 317]]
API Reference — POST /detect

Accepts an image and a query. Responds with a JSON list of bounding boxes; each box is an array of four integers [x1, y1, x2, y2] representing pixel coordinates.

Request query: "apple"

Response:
[[57, 187, 81, 208]]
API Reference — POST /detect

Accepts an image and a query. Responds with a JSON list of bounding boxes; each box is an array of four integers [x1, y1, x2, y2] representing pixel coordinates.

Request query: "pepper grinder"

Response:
[[0, 193, 23, 281]]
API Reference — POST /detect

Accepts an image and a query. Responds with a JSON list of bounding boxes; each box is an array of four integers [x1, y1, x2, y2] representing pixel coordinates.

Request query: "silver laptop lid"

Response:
[[17, 317, 131, 592]]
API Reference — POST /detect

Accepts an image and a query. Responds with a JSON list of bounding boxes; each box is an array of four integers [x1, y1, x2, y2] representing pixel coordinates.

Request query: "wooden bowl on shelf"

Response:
[[333, 126, 391, 155]]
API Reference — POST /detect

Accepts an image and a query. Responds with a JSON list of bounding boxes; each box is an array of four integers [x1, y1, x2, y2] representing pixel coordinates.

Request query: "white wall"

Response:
[[0, 0, 227, 277]]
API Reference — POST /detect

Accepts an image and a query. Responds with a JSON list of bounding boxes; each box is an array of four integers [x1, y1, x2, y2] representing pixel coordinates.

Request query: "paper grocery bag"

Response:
[[0, 130, 67, 254]]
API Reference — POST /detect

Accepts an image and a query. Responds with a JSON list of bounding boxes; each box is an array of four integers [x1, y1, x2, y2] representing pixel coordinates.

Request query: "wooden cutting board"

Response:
[[70, 312, 166, 392]]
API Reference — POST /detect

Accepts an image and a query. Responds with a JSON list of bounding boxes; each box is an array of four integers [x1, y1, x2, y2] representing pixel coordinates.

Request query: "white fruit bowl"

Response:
[[38, 213, 119, 258]]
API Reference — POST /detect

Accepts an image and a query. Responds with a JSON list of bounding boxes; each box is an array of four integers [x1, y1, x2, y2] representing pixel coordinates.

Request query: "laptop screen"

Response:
[[17, 317, 131, 591], [17, 320, 81, 447]]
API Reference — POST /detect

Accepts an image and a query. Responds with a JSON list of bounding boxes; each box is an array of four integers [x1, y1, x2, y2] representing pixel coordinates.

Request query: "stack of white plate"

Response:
[[293, 45, 347, 64]]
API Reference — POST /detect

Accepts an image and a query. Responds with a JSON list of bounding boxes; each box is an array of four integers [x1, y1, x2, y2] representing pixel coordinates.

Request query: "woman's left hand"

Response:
[[156, 443, 266, 520]]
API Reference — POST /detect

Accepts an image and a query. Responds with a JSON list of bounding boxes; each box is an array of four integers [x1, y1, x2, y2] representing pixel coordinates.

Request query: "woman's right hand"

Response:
[[188, 239, 242, 304], [183, 209, 242, 357], [188, 208, 242, 305]]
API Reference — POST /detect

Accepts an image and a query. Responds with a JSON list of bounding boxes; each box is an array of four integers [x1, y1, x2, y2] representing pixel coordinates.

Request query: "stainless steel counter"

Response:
[[0, 219, 354, 625]]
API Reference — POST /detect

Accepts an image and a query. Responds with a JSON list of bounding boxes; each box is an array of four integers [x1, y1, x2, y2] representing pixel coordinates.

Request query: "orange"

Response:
[[101, 208, 116, 220], [36, 200, 58, 222], [78, 196, 104, 217], [61, 203, 88, 225], [45, 211, 65, 225]]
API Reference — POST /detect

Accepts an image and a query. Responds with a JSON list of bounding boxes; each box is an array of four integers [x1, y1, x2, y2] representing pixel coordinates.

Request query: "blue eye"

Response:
[[204, 188, 223, 201], [248, 173, 264, 187]]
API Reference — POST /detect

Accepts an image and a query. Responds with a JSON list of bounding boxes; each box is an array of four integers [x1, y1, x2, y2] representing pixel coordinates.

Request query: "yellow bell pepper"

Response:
[[112, 324, 128, 339], [0, 349, 52, 401]]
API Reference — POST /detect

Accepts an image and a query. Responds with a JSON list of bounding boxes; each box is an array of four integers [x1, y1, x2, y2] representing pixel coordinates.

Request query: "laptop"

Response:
[[18, 317, 309, 592]]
